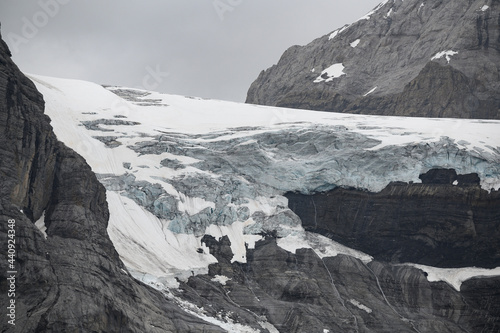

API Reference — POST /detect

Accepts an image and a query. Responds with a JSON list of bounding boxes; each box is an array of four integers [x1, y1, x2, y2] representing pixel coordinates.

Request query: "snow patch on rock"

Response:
[[277, 231, 373, 263], [211, 275, 231, 285], [405, 264, 500, 291], [328, 25, 349, 40], [357, 0, 390, 21], [431, 50, 458, 64], [314, 63, 346, 83], [35, 211, 47, 239], [349, 299, 373, 313]]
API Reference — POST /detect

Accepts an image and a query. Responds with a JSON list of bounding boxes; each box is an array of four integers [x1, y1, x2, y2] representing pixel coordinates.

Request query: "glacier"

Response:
[[29, 73, 500, 294]]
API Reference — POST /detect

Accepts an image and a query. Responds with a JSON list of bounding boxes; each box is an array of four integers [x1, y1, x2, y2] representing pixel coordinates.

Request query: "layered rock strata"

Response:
[[179, 235, 500, 333], [286, 169, 500, 268]]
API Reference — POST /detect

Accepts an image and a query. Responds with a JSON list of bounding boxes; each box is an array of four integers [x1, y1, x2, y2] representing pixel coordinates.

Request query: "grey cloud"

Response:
[[0, 0, 381, 102]]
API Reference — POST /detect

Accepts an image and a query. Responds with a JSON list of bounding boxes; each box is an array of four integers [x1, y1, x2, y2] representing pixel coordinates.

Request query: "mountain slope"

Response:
[[28, 72, 500, 332], [0, 26, 225, 333], [2, 8, 500, 329], [246, 0, 500, 119]]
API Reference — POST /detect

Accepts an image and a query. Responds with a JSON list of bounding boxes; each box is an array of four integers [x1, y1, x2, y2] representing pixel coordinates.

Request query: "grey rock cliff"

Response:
[[179, 235, 500, 333], [246, 0, 500, 119], [0, 25, 224, 333], [286, 169, 500, 268]]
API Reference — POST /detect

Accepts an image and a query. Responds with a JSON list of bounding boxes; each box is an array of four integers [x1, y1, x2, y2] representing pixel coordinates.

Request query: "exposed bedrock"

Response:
[[286, 169, 500, 268], [180, 235, 500, 333]]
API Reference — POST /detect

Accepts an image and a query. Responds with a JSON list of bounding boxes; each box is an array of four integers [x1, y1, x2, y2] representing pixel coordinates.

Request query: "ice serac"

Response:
[[246, 0, 500, 119], [0, 26, 224, 332]]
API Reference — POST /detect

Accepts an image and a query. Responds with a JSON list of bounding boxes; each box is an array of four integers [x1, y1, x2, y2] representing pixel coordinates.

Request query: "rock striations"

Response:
[[286, 169, 500, 268], [246, 0, 500, 119], [0, 26, 224, 333], [180, 234, 500, 333]]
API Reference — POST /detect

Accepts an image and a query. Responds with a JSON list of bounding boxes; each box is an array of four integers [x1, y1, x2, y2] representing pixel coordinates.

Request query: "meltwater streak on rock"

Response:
[[0, 25, 224, 333], [246, 0, 500, 119]]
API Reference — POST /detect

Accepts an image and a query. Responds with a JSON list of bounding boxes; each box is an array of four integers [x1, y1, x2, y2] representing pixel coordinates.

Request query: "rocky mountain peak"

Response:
[[246, 0, 500, 119], [2, 5, 500, 330]]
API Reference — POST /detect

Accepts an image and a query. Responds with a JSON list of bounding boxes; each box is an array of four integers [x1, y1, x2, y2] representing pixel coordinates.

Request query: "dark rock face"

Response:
[[418, 169, 481, 186], [180, 235, 500, 333], [0, 26, 223, 333], [419, 168, 458, 184], [286, 169, 500, 268], [461, 277, 500, 332], [246, 0, 500, 119]]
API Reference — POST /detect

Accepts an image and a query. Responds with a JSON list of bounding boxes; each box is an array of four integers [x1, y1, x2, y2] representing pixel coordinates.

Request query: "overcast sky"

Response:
[[1, 0, 381, 102]]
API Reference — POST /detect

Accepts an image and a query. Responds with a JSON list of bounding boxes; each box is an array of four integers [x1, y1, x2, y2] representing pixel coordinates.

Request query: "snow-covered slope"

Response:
[[30, 74, 500, 292]]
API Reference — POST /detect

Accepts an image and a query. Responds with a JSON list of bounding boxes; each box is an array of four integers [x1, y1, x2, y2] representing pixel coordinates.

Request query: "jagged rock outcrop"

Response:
[[286, 169, 500, 268], [246, 0, 500, 119], [179, 235, 500, 333], [0, 25, 224, 333]]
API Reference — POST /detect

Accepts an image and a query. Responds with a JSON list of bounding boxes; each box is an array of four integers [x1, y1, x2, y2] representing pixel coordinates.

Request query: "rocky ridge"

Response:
[[246, 0, 500, 119], [180, 235, 500, 332]]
